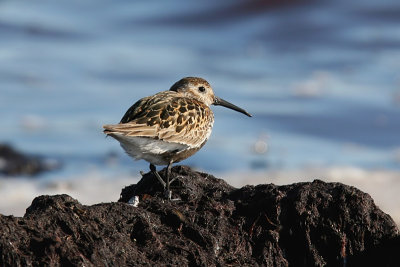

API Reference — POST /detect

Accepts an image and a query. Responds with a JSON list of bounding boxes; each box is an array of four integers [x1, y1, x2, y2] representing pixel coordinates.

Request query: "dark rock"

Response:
[[0, 144, 60, 176], [1, 166, 399, 266]]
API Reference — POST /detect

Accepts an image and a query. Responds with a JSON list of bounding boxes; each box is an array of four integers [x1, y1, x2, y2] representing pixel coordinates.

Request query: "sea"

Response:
[[1, 0, 400, 223]]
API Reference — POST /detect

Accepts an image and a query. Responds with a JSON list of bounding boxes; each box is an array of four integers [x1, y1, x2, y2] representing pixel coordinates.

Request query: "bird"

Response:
[[103, 77, 251, 199]]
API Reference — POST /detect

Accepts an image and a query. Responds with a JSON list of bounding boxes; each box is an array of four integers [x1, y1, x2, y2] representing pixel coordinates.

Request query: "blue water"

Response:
[[1, 0, 400, 178]]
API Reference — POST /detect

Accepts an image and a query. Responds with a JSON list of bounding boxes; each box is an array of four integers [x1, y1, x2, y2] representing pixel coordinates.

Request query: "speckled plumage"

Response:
[[103, 77, 251, 199], [104, 90, 214, 165]]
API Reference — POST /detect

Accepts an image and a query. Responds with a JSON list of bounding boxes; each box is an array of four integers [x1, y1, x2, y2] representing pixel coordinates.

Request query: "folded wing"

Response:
[[103, 91, 214, 149]]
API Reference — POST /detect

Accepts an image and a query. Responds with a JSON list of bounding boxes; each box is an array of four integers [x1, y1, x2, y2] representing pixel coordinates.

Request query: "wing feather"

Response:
[[103, 91, 214, 148]]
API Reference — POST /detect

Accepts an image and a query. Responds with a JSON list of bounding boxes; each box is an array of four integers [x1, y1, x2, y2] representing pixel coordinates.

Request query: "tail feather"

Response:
[[103, 124, 157, 138]]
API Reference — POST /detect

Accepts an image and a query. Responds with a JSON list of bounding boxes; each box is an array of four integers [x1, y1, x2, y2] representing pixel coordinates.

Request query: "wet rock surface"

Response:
[[1, 166, 399, 266], [0, 144, 59, 176]]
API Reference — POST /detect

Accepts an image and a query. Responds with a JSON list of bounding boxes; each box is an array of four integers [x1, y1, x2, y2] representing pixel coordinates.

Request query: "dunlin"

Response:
[[103, 77, 251, 199]]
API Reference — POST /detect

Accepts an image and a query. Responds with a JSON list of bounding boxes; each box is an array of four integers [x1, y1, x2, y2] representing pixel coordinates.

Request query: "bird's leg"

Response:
[[169, 175, 178, 185], [149, 163, 166, 189], [164, 161, 173, 200]]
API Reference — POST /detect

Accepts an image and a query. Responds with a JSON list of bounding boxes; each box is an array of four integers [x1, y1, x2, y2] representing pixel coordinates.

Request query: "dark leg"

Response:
[[150, 163, 166, 189], [164, 161, 173, 200]]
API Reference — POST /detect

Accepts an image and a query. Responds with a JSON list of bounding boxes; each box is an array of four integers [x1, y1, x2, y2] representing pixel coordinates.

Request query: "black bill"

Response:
[[213, 96, 252, 117]]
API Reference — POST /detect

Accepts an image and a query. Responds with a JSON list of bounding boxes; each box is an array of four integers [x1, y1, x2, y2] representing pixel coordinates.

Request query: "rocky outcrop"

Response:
[[1, 166, 399, 266], [0, 144, 59, 176]]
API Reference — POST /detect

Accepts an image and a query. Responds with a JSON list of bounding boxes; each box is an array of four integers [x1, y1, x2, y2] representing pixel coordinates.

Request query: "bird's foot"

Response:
[[149, 163, 181, 201], [164, 189, 181, 201], [164, 176, 182, 201], [164, 189, 172, 200]]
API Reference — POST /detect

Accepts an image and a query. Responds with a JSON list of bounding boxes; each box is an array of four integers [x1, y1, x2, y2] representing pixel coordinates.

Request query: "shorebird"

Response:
[[103, 77, 251, 199]]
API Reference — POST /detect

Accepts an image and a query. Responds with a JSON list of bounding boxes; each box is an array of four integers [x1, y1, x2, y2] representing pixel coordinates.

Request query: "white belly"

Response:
[[114, 135, 189, 165]]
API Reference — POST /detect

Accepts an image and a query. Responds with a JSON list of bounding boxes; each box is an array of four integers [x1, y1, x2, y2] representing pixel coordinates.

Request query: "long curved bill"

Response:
[[213, 96, 252, 117]]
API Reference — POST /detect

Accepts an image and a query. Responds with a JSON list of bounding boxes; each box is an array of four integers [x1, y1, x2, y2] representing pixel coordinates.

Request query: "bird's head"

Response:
[[170, 77, 252, 117]]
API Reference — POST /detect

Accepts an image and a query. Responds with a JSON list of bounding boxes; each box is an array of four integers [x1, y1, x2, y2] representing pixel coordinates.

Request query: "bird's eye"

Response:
[[198, 86, 206, 93]]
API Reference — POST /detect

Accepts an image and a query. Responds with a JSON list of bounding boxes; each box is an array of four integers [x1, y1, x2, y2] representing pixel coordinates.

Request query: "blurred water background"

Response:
[[1, 0, 400, 222]]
